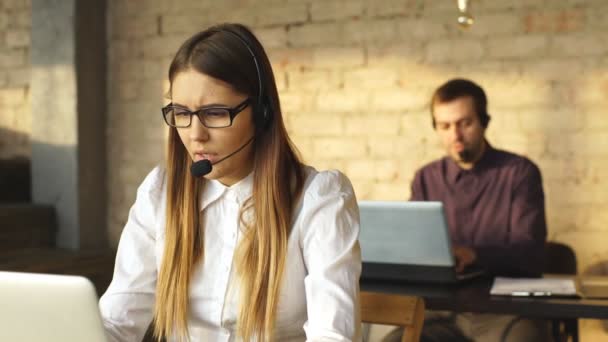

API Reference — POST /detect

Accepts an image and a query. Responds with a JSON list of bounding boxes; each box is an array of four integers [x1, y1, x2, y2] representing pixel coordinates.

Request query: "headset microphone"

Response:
[[191, 159, 212, 178], [190, 136, 254, 177]]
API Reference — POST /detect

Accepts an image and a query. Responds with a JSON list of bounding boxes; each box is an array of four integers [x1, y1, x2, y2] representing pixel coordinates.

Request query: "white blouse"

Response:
[[99, 165, 362, 342]]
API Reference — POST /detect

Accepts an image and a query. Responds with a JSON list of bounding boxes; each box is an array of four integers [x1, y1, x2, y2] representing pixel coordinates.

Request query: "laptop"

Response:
[[359, 201, 484, 284], [0, 271, 107, 342], [579, 276, 608, 299]]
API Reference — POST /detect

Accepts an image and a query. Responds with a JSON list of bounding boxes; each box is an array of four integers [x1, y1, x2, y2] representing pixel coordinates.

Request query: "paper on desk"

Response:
[[490, 277, 578, 296]]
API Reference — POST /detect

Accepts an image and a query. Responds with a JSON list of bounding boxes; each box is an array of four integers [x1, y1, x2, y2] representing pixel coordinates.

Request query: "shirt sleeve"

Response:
[[474, 161, 548, 276], [300, 170, 362, 342], [99, 167, 164, 342], [410, 169, 426, 201]]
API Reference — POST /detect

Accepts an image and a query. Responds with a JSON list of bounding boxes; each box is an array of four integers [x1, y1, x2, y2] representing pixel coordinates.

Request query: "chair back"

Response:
[[360, 291, 425, 342], [542, 242, 578, 342], [543, 241, 577, 275]]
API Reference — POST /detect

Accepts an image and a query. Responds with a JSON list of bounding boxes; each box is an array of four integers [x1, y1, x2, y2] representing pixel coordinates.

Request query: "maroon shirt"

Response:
[[410, 145, 547, 276]]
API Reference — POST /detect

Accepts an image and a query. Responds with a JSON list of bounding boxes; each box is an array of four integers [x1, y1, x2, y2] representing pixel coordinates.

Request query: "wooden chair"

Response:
[[360, 291, 425, 342]]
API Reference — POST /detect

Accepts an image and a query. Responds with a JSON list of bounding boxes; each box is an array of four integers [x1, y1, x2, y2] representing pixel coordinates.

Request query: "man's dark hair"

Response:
[[430, 78, 491, 128]]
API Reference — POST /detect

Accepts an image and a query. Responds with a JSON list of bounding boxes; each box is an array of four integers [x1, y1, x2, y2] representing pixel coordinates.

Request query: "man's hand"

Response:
[[453, 246, 477, 273]]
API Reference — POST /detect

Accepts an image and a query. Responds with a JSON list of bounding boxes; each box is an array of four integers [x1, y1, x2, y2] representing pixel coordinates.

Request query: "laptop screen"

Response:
[[0, 271, 107, 342], [358, 201, 455, 267]]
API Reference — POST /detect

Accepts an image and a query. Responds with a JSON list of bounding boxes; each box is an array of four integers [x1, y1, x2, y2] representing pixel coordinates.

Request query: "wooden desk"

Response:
[[361, 276, 608, 341]]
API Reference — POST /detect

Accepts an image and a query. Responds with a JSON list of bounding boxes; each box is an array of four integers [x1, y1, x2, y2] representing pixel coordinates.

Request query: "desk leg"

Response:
[[551, 319, 561, 342], [552, 319, 579, 342], [565, 319, 578, 342]]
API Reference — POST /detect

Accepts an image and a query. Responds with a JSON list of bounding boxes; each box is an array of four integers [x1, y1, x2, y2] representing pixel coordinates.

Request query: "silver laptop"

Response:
[[359, 201, 483, 284], [0, 271, 107, 342]]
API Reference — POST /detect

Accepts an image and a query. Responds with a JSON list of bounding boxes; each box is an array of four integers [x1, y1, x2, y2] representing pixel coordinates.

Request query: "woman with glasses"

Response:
[[99, 23, 361, 342]]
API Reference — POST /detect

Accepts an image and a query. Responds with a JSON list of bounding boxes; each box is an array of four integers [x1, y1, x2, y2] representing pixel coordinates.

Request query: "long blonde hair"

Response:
[[154, 23, 304, 341]]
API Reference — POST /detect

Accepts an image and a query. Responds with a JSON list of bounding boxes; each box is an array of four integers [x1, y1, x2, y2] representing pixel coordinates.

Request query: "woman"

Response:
[[99, 23, 361, 342]]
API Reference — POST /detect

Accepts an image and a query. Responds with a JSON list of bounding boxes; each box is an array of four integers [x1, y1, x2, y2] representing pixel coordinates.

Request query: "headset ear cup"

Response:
[[261, 98, 272, 127], [254, 102, 271, 129], [482, 113, 491, 128], [264, 105, 271, 124]]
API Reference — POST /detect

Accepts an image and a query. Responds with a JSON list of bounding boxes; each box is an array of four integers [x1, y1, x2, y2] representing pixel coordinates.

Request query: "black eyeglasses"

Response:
[[162, 98, 251, 128]]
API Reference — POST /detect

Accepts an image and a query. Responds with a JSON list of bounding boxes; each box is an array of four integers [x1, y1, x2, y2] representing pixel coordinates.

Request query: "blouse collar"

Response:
[[199, 171, 254, 211]]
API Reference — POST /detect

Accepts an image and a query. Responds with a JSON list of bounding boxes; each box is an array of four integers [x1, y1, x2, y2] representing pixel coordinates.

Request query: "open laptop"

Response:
[[359, 201, 484, 284], [0, 271, 107, 342], [579, 276, 608, 299]]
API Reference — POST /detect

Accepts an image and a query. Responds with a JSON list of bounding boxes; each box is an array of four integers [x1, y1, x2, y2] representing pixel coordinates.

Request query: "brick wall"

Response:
[[107, 0, 608, 258], [106, 1, 608, 338], [0, 0, 30, 158]]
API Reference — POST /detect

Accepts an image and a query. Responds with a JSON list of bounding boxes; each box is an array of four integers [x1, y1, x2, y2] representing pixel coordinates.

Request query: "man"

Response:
[[410, 78, 550, 342]]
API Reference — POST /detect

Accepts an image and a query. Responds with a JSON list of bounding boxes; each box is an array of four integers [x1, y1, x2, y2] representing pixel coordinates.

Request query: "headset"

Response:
[[221, 28, 272, 128], [189, 28, 273, 178], [478, 109, 491, 128], [431, 79, 491, 129]]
